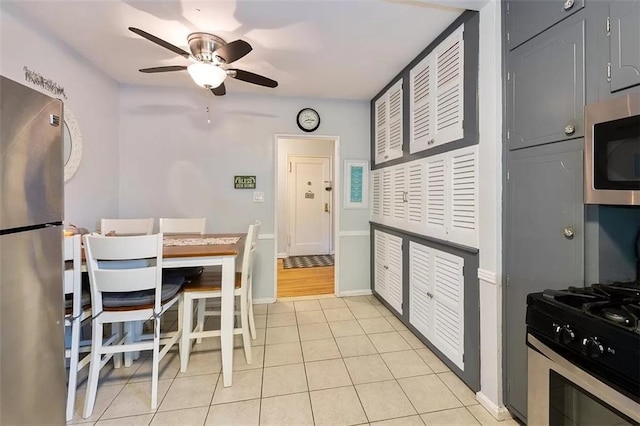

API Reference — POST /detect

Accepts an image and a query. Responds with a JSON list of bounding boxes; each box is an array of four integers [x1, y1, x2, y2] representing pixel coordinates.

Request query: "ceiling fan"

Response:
[[128, 27, 278, 96]]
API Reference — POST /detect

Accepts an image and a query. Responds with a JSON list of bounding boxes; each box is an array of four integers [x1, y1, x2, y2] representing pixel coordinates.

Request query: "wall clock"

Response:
[[296, 108, 320, 132]]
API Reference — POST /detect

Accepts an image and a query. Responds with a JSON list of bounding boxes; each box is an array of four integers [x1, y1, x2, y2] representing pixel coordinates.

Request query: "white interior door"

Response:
[[288, 156, 332, 256]]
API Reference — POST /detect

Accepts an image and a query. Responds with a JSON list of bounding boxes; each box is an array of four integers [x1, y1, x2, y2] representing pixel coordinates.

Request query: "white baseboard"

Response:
[[475, 392, 511, 421], [277, 252, 287, 259], [252, 297, 276, 304], [337, 289, 372, 297]]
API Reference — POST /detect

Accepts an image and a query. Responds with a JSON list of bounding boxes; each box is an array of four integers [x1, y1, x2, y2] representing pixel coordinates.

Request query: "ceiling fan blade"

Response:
[[228, 69, 278, 88], [210, 83, 226, 96], [139, 66, 188, 73], [215, 40, 252, 64], [129, 27, 190, 59]]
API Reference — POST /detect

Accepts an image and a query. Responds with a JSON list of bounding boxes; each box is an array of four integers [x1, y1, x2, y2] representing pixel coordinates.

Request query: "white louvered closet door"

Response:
[[409, 242, 433, 339], [387, 81, 403, 161], [409, 54, 433, 154], [374, 230, 387, 297], [406, 160, 426, 234], [370, 170, 382, 223], [381, 168, 392, 223], [386, 234, 403, 314], [391, 164, 407, 228], [374, 97, 387, 164], [432, 250, 464, 370], [448, 146, 478, 247], [425, 154, 447, 241], [434, 25, 464, 147]]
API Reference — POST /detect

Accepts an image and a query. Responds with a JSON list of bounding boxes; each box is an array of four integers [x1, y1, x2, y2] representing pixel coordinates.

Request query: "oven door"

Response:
[[528, 334, 640, 425]]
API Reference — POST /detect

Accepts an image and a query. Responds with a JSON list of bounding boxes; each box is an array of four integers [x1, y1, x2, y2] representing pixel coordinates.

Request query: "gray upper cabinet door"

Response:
[[506, 0, 585, 50], [507, 19, 585, 150], [505, 144, 584, 421], [609, 0, 640, 92]]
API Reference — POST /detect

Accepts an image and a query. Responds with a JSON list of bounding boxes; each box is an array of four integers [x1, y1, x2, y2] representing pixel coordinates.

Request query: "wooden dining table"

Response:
[[162, 233, 245, 387]]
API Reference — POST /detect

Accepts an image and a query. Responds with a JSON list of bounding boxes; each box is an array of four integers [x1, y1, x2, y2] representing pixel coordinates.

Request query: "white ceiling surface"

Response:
[[6, 0, 474, 100]]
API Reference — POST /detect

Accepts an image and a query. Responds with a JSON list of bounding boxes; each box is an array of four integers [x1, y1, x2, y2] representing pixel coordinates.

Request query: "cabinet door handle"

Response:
[[427, 138, 435, 145], [384, 265, 389, 270], [426, 292, 433, 299], [563, 226, 575, 239], [563, 0, 574, 10], [403, 191, 408, 203], [564, 124, 575, 135]]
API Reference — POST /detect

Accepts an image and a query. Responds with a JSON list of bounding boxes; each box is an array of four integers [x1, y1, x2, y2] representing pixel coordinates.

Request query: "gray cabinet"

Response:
[[609, 0, 640, 92], [507, 19, 585, 150], [506, 0, 585, 50], [504, 141, 584, 420]]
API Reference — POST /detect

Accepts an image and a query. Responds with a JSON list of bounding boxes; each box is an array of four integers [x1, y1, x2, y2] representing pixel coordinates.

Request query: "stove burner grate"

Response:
[[602, 308, 631, 325]]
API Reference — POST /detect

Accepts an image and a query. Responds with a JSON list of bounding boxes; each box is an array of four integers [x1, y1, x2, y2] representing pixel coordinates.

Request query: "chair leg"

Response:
[[248, 297, 256, 340], [151, 317, 161, 410], [196, 299, 206, 344], [180, 295, 193, 373], [240, 292, 252, 364], [66, 318, 81, 421], [124, 321, 135, 367], [178, 296, 184, 363], [83, 321, 103, 419], [112, 323, 123, 369]]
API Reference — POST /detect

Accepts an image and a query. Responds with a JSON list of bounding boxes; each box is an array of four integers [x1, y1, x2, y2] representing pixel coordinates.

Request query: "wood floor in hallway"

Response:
[[277, 258, 334, 298]]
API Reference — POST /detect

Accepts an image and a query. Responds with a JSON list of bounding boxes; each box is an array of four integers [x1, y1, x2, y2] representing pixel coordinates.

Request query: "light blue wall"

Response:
[[118, 85, 371, 300]]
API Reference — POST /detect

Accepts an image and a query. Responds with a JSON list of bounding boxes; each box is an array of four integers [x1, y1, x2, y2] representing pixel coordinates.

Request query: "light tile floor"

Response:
[[68, 295, 521, 426]]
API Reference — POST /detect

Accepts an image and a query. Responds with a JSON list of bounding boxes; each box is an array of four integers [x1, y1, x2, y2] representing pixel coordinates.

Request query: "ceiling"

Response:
[[4, 0, 482, 100]]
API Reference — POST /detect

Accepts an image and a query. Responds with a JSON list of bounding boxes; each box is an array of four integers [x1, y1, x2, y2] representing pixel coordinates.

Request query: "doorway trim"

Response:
[[274, 134, 340, 299]]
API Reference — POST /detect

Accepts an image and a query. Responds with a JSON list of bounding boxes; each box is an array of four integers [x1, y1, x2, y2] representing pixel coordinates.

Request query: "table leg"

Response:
[[221, 256, 235, 387]]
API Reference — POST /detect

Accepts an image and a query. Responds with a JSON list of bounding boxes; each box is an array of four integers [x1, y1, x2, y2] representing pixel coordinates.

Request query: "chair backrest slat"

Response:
[[100, 218, 154, 235], [83, 233, 163, 313], [159, 217, 206, 235], [63, 235, 82, 311]]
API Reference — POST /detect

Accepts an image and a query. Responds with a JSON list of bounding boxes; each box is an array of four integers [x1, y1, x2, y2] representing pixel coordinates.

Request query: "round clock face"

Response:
[[297, 108, 320, 132]]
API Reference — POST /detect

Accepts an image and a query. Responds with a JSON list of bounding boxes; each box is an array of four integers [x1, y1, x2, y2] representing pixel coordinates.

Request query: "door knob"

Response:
[[563, 0, 574, 10], [563, 227, 575, 239], [564, 124, 575, 135]]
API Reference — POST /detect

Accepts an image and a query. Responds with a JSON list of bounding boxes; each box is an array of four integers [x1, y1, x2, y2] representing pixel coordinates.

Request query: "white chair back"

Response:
[[100, 218, 154, 235], [240, 221, 260, 291], [64, 234, 82, 297], [83, 234, 163, 314], [159, 217, 206, 235]]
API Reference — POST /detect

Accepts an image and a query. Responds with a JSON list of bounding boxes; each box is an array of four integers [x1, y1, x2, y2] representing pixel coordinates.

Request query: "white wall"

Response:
[[477, 0, 508, 420], [276, 137, 335, 256], [0, 4, 120, 229], [118, 86, 370, 299]]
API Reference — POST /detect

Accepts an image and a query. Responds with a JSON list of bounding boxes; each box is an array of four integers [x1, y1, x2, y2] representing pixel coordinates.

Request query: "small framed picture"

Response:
[[344, 160, 369, 209]]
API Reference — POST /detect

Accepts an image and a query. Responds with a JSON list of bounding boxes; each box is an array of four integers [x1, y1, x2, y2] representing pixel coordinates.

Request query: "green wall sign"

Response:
[[234, 175, 256, 189]]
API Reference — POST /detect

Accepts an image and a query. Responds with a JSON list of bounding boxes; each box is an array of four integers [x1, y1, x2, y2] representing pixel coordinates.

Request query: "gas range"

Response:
[[526, 281, 640, 402]]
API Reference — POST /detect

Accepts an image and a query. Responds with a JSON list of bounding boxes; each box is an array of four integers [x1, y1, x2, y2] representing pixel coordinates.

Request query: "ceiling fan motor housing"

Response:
[[188, 32, 227, 63]]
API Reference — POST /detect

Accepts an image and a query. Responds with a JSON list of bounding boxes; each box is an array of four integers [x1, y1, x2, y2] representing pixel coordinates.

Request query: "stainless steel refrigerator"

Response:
[[0, 75, 66, 424]]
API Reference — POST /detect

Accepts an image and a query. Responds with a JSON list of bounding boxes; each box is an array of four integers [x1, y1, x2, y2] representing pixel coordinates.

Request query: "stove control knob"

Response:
[[582, 338, 605, 359], [554, 325, 575, 344]]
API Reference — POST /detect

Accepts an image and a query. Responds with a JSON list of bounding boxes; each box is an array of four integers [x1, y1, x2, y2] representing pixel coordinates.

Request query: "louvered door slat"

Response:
[[410, 55, 433, 154], [371, 170, 381, 223], [409, 242, 433, 339], [449, 146, 478, 248], [432, 250, 464, 370], [375, 98, 387, 164]]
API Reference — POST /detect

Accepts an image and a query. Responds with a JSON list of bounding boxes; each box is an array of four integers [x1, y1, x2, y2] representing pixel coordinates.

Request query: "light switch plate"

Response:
[[253, 191, 265, 202]]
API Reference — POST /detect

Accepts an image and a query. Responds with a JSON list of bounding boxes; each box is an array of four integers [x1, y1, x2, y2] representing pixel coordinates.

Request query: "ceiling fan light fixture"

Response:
[[187, 63, 227, 88]]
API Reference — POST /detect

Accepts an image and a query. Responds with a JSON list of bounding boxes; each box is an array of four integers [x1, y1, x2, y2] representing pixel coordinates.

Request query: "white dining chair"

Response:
[[100, 218, 154, 235], [64, 234, 93, 421], [159, 217, 206, 235], [82, 233, 183, 418], [179, 221, 259, 372]]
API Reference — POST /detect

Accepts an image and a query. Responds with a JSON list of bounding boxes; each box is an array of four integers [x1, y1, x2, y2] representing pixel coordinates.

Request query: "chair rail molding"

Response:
[[477, 268, 497, 285]]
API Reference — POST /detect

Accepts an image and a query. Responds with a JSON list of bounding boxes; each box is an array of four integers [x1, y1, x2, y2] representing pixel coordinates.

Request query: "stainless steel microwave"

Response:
[[585, 93, 640, 205]]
